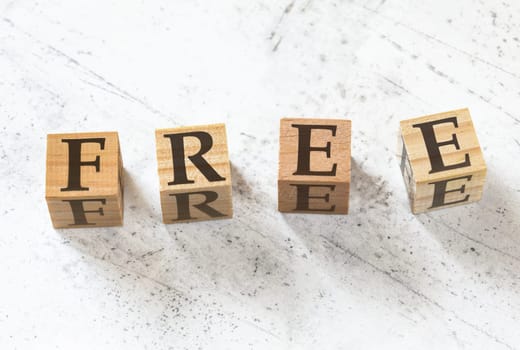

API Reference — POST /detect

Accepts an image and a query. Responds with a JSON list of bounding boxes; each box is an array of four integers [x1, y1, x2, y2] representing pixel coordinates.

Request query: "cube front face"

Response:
[[45, 132, 124, 228], [155, 124, 233, 223], [399, 108, 486, 213], [278, 118, 351, 214]]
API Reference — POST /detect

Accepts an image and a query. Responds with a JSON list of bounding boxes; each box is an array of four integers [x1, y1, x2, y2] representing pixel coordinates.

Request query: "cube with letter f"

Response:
[[45, 132, 124, 228], [155, 123, 233, 223], [278, 118, 351, 214], [399, 108, 486, 214]]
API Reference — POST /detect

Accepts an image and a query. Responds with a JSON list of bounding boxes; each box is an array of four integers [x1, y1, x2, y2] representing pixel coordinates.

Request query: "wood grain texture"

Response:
[[399, 108, 486, 213], [278, 118, 351, 213], [155, 124, 233, 223], [45, 131, 123, 228]]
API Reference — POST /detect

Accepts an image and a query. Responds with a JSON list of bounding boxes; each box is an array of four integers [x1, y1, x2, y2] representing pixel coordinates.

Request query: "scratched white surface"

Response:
[[1, 0, 519, 349]]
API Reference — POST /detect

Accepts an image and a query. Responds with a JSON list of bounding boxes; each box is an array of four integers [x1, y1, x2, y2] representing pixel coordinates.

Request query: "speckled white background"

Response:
[[1, 0, 519, 349]]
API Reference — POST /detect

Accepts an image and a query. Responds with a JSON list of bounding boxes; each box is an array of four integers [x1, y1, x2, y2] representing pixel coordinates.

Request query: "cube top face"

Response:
[[45, 131, 121, 199], [279, 118, 351, 184], [400, 108, 486, 183], [155, 123, 232, 193]]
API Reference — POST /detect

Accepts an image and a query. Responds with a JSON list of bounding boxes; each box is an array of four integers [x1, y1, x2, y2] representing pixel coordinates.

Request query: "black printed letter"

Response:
[[412, 117, 470, 174], [60, 138, 105, 191], [169, 191, 226, 221], [292, 124, 337, 176], [429, 175, 472, 209], [62, 198, 106, 226], [164, 132, 225, 185], [291, 184, 336, 212]]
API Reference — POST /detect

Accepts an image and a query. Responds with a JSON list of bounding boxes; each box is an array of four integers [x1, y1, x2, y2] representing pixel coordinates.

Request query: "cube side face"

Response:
[[45, 132, 124, 228], [398, 134, 416, 205], [155, 123, 233, 223], [278, 180, 349, 214], [412, 169, 486, 214], [278, 118, 351, 214], [46, 192, 123, 228], [399, 108, 486, 213]]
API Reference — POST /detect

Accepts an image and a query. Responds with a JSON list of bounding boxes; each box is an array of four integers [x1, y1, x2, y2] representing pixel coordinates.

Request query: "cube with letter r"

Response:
[[155, 123, 233, 223]]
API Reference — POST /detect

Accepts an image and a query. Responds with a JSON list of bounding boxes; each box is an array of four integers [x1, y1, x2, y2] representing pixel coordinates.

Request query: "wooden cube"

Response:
[[399, 108, 486, 214], [278, 118, 351, 214], [155, 123, 233, 223], [45, 132, 124, 228]]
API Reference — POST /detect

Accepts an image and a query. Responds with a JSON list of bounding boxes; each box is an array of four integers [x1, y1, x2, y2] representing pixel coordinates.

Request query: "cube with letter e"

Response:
[[155, 123, 233, 223], [399, 108, 486, 214], [278, 118, 351, 214], [45, 132, 124, 228]]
